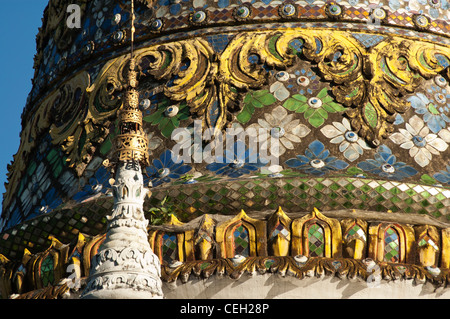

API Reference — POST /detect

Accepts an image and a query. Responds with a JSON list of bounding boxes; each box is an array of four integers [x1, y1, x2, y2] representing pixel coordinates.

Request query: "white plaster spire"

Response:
[[81, 161, 163, 299]]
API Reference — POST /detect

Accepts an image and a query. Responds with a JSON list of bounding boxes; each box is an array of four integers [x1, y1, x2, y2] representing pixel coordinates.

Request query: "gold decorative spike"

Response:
[[268, 207, 292, 256], [341, 219, 368, 260], [441, 228, 450, 269], [291, 207, 342, 258], [216, 210, 267, 258], [415, 225, 440, 267], [0, 254, 12, 299], [0, 254, 9, 264], [195, 215, 216, 260], [166, 214, 184, 226], [148, 216, 194, 263], [368, 222, 415, 264], [82, 234, 106, 277]]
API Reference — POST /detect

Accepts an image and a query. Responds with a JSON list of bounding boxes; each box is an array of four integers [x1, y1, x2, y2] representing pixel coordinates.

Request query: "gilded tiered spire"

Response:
[[113, 0, 149, 167]]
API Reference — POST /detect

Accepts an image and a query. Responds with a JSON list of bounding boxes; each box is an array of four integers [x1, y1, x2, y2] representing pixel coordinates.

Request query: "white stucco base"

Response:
[[162, 273, 450, 299]]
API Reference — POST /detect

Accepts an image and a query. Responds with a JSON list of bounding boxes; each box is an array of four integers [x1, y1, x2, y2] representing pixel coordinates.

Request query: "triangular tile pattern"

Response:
[[351, 33, 386, 48]]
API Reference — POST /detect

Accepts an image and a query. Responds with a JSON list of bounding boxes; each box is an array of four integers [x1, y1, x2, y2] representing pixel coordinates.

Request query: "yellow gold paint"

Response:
[[291, 207, 342, 258]]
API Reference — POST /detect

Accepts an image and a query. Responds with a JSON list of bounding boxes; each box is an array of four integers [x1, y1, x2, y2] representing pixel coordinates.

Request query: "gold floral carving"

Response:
[[274, 30, 450, 146], [4, 72, 93, 210], [161, 256, 449, 286], [4, 53, 136, 209]]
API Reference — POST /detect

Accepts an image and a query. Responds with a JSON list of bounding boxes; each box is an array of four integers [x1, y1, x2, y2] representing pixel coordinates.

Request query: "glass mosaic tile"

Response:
[[40, 255, 55, 287], [308, 224, 324, 257], [233, 224, 250, 257], [345, 224, 366, 241], [270, 223, 290, 240], [384, 227, 400, 262], [3, 0, 450, 270], [162, 233, 178, 263], [146, 176, 450, 224]]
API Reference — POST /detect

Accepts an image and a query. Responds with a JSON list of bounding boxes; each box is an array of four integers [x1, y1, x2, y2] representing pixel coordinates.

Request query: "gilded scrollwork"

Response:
[[161, 255, 450, 287], [3, 71, 94, 210], [135, 39, 225, 133], [129, 29, 450, 145]]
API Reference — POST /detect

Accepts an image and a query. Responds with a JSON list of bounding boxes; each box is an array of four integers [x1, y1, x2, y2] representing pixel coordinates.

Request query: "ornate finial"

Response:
[[113, 0, 150, 167]]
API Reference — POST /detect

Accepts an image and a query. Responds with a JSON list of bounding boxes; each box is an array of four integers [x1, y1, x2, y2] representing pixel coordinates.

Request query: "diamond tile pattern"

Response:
[[162, 233, 178, 263], [308, 224, 324, 257], [345, 224, 366, 241], [233, 224, 250, 257], [351, 33, 386, 48], [384, 227, 400, 262], [148, 176, 450, 223], [271, 223, 290, 240], [40, 255, 55, 287]]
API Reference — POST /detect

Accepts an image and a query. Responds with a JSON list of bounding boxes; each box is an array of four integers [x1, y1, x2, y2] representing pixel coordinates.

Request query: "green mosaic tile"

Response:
[[390, 196, 401, 204], [40, 255, 55, 287], [421, 191, 431, 199], [435, 193, 446, 201], [238, 187, 248, 195], [345, 184, 356, 192], [314, 183, 325, 191], [191, 191, 202, 199], [421, 200, 430, 207], [299, 183, 309, 191], [433, 211, 442, 218], [406, 189, 417, 196], [308, 224, 324, 257], [4, 173, 450, 260], [435, 202, 445, 209]]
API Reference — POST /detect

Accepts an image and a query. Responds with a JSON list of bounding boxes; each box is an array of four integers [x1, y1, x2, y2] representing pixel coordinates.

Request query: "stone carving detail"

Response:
[[81, 162, 163, 299]]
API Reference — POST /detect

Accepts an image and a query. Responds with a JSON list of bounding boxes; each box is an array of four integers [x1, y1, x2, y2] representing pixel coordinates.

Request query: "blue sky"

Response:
[[0, 1, 49, 199]]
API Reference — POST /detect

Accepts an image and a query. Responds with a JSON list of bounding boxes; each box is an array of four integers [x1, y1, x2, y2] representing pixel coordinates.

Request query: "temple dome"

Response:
[[1, 0, 450, 300]]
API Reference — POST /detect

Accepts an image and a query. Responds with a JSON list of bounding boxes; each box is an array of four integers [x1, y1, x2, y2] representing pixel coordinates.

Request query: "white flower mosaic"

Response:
[[248, 105, 311, 157], [270, 71, 293, 101], [389, 115, 449, 167], [320, 117, 371, 162]]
